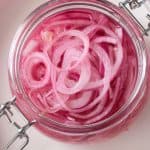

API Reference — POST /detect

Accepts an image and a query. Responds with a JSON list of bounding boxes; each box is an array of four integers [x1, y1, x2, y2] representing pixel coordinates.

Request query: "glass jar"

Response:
[[1, 0, 150, 148]]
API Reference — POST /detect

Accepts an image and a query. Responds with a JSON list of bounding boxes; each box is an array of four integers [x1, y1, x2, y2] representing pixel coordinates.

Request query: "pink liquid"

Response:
[[19, 9, 138, 127]]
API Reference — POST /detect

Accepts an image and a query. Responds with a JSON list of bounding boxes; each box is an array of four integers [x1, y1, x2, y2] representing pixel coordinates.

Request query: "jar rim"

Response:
[[8, 0, 147, 134]]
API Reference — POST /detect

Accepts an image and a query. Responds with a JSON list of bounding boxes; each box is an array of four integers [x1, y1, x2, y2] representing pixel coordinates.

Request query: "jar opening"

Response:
[[8, 0, 147, 134]]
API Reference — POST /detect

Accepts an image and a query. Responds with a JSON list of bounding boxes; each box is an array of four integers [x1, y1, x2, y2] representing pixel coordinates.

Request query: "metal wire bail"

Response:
[[119, 0, 150, 35], [0, 97, 36, 150], [128, 0, 144, 9], [5, 120, 36, 150], [0, 97, 16, 122]]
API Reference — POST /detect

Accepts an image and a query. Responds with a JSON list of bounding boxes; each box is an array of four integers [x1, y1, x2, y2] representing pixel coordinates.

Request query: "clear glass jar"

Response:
[[7, 0, 149, 143]]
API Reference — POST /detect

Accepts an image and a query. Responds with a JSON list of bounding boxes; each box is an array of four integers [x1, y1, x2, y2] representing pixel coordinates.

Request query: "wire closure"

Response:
[[126, 0, 144, 9], [0, 97, 37, 150], [5, 120, 37, 150], [119, 0, 150, 36], [0, 97, 16, 122]]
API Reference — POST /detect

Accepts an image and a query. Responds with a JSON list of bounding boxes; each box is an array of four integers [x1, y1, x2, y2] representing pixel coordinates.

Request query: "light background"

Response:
[[0, 0, 150, 150]]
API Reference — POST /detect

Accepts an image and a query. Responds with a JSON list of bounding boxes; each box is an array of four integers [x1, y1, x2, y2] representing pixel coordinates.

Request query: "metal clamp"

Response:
[[119, 0, 150, 35], [6, 120, 36, 150], [0, 97, 36, 150], [123, 0, 144, 9], [0, 97, 16, 123]]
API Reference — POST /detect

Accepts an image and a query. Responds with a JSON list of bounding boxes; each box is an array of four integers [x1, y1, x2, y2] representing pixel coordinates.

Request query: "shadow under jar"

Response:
[[8, 0, 149, 143]]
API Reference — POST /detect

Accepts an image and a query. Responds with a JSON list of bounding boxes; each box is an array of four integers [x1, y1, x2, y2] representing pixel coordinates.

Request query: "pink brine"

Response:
[[20, 9, 138, 125]]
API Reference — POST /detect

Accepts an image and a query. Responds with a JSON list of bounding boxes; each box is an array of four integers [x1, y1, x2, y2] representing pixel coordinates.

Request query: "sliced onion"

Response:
[[46, 29, 89, 71], [20, 10, 137, 126], [49, 19, 91, 27], [70, 93, 108, 119], [84, 45, 111, 90], [67, 91, 93, 109], [86, 78, 121, 124], [56, 58, 91, 95], [22, 39, 39, 57], [22, 52, 51, 88]]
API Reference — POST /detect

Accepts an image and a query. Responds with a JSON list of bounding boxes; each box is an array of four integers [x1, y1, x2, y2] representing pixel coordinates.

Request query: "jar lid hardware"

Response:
[[5, 120, 36, 150], [119, 0, 150, 35], [0, 97, 16, 123], [127, 0, 144, 9], [0, 97, 37, 150]]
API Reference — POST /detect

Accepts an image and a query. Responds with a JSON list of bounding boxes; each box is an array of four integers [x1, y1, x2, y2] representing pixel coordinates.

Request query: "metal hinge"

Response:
[[0, 97, 36, 150], [119, 0, 150, 36]]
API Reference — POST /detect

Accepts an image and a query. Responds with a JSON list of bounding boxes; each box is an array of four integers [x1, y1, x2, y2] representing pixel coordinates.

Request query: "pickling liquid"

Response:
[[19, 9, 138, 127]]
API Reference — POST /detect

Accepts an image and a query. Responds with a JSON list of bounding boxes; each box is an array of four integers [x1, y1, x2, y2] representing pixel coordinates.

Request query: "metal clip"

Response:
[[0, 97, 16, 122], [0, 98, 37, 150], [5, 120, 36, 150], [119, 0, 150, 36], [128, 0, 144, 9]]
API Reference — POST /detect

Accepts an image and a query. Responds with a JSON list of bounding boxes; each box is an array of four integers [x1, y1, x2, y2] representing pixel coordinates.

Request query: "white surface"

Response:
[[0, 0, 150, 150]]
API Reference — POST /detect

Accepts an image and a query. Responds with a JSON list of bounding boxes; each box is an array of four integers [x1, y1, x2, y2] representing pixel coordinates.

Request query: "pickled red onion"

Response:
[[21, 52, 51, 88], [47, 29, 89, 71], [20, 10, 137, 125]]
